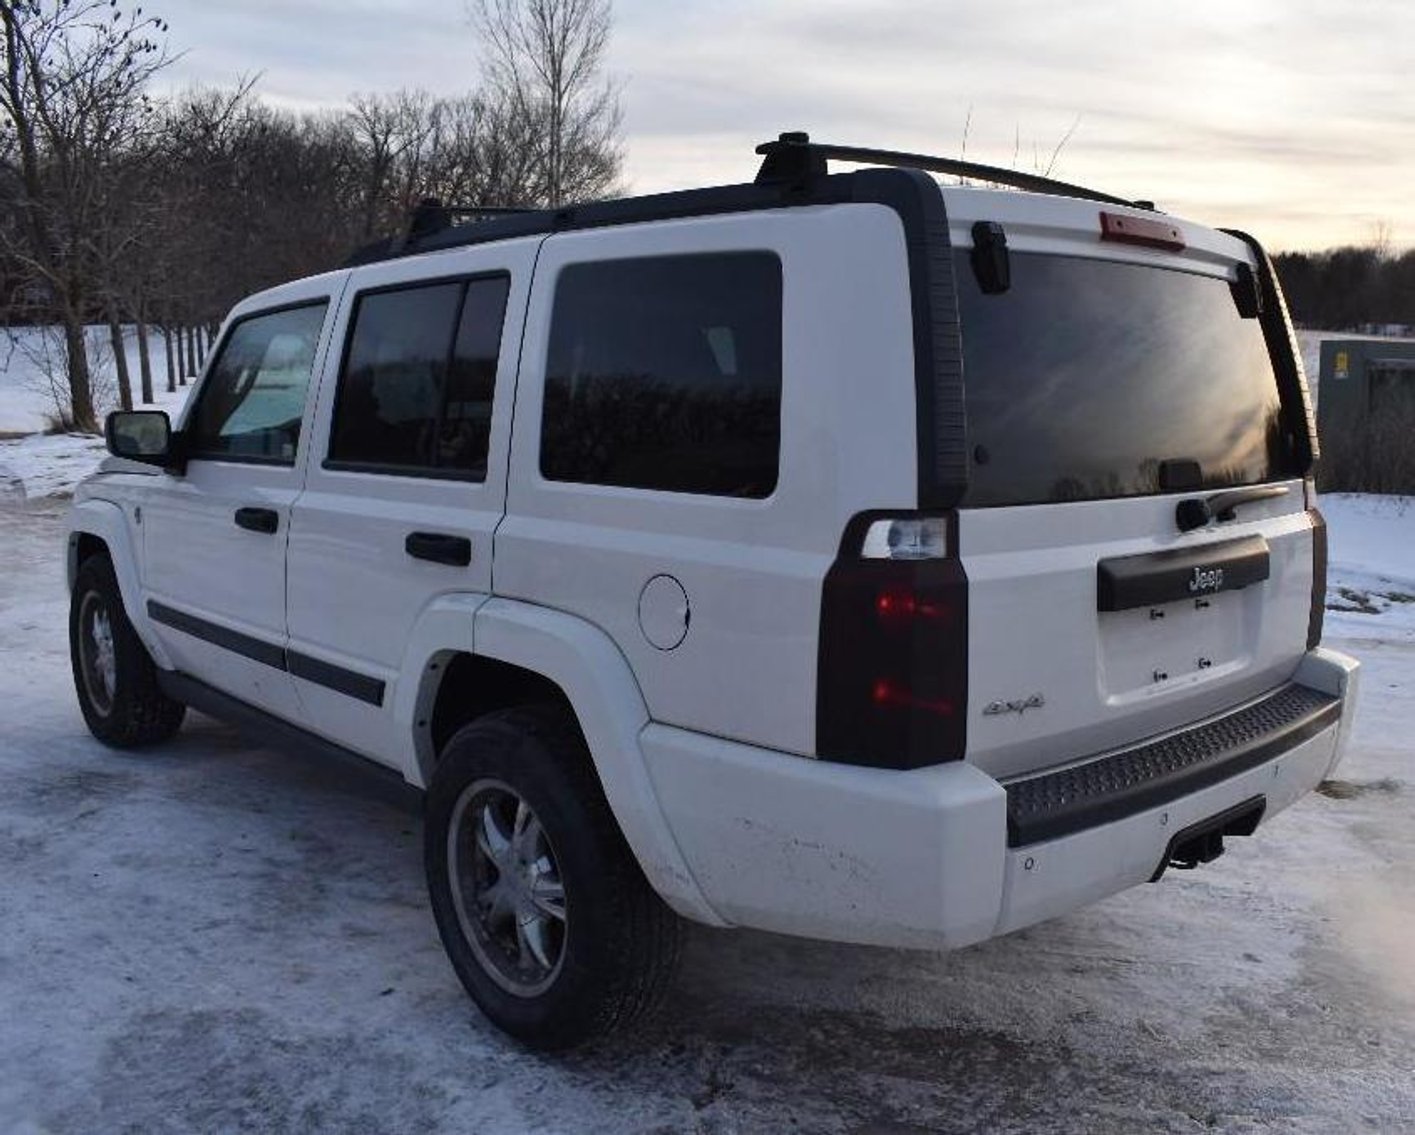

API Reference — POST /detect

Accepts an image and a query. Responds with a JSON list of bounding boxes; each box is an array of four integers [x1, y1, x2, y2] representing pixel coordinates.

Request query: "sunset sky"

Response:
[[160, 0, 1413, 252]]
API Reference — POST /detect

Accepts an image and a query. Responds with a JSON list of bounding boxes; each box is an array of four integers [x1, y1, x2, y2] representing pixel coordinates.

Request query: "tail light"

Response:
[[816, 513, 968, 768]]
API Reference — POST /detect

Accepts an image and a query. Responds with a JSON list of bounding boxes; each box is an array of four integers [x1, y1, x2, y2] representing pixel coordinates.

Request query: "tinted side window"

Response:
[[328, 275, 510, 479], [541, 252, 782, 497], [187, 303, 328, 464]]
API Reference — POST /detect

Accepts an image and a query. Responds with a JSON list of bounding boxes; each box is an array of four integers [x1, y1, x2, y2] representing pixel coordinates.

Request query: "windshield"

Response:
[[955, 251, 1301, 507]]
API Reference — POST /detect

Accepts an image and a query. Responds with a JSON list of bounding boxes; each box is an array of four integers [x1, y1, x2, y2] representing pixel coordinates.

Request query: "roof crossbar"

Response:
[[754, 131, 1145, 208]]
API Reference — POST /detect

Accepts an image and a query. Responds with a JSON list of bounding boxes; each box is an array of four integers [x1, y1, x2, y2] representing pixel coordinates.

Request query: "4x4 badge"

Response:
[[1189, 566, 1224, 593], [983, 693, 1045, 717]]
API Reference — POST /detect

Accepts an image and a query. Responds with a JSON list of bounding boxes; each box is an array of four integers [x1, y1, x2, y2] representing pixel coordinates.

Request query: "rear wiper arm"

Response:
[[1176, 484, 1291, 533]]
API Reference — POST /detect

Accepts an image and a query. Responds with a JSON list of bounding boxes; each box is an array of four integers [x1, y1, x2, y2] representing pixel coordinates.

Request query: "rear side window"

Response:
[[540, 252, 782, 497], [956, 252, 1301, 507], [328, 275, 510, 479], [187, 302, 328, 464]]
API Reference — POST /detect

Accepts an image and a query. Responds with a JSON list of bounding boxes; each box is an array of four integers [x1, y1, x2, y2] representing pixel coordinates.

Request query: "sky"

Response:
[[155, 0, 1414, 253]]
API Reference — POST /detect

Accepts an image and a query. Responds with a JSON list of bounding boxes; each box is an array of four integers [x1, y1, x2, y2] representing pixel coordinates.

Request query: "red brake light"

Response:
[[871, 678, 955, 717], [1099, 211, 1185, 251], [876, 588, 954, 625]]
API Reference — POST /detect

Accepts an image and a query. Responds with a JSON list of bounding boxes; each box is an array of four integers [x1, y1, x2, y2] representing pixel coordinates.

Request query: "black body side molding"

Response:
[[1097, 535, 1270, 612], [148, 600, 286, 669], [146, 600, 387, 706]]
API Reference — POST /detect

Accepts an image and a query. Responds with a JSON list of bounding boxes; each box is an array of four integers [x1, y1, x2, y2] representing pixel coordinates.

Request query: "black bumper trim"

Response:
[[1004, 684, 1340, 847]]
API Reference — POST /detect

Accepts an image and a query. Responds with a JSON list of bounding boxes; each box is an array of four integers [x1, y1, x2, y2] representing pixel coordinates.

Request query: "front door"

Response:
[[142, 285, 342, 720]]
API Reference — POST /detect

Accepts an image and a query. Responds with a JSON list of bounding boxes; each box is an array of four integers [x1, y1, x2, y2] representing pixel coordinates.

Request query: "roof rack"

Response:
[[754, 131, 1146, 209], [342, 132, 1151, 268]]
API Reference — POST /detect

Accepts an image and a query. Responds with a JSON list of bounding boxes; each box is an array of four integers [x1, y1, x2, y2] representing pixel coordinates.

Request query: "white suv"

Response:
[[67, 134, 1360, 1049]]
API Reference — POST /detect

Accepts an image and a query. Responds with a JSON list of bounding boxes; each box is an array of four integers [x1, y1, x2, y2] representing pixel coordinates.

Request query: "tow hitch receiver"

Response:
[[1150, 796, 1266, 882]]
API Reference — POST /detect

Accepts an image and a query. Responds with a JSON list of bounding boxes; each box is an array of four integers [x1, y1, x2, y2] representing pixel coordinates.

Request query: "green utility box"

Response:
[[1317, 338, 1415, 491]]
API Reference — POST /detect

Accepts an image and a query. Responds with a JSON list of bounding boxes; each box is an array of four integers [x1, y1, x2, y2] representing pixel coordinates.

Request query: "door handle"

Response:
[[405, 531, 472, 566], [234, 507, 279, 534]]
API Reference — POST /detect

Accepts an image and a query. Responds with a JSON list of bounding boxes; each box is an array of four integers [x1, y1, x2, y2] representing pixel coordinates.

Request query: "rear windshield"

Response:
[[955, 251, 1301, 507]]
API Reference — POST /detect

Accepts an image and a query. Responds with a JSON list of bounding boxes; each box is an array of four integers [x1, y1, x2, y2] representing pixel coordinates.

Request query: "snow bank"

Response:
[[0, 324, 191, 435], [0, 325, 192, 502], [1320, 493, 1415, 640], [0, 432, 110, 503]]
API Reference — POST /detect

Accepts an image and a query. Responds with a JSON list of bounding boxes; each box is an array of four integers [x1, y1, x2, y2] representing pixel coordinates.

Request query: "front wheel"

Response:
[[69, 554, 185, 747], [424, 705, 682, 1050]]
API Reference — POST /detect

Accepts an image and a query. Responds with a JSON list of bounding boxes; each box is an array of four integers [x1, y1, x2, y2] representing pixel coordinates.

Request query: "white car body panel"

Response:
[[641, 648, 1355, 949], [961, 493, 1315, 780], [496, 204, 918, 757]]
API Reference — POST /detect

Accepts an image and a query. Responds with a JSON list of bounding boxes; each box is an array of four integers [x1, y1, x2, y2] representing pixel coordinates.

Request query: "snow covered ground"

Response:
[[0, 508, 1412, 1132]]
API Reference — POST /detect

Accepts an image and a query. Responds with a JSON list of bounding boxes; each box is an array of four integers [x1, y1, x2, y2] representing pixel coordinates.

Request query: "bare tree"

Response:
[[0, 1, 171, 431], [472, 0, 622, 206]]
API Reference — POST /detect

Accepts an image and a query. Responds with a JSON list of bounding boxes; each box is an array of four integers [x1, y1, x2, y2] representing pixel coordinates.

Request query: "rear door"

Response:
[[283, 239, 535, 768], [946, 196, 1317, 779]]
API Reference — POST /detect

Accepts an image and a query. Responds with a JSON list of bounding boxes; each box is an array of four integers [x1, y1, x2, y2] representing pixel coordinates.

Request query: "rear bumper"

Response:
[[641, 647, 1359, 949]]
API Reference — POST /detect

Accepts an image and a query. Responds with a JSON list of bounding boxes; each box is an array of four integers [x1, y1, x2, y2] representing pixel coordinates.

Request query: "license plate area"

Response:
[[1099, 587, 1251, 698]]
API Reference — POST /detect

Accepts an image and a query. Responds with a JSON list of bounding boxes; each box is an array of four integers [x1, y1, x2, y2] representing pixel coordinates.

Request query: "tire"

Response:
[[424, 704, 682, 1050], [69, 553, 186, 747]]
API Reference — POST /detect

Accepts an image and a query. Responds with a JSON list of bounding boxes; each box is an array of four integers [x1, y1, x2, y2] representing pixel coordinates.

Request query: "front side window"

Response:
[[328, 275, 510, 479], [540, 252, 783, 498], [187, 302, 328, 464]]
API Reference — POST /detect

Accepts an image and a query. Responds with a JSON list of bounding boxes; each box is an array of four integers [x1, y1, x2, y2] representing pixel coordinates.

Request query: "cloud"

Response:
[[155, 0, 1415, 250]]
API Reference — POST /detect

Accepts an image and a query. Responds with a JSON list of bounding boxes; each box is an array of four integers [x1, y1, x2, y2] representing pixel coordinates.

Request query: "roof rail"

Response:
[[406, 197, 539, 240], [343, 197, 550, 267], [754, 131, 1146, 209]]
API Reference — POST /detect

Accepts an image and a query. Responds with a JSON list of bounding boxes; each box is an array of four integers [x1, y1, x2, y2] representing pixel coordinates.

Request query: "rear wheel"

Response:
[[425, 704, 682, 1050], [69, 554, 185, 747]]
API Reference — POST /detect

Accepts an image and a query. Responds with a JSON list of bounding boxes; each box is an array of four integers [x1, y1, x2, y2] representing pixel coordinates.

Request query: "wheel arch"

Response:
[[66, 498, 173, 670], [404, 596, 722, 926]]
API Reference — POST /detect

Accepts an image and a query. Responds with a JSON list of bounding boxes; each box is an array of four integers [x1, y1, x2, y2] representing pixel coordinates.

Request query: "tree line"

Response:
[[0, 0, 620, 432], [1273, 246, 1415, 332]]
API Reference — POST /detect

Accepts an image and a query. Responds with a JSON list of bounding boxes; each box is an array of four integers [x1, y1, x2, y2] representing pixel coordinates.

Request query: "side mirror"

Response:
[[105, 410, 183, 473]]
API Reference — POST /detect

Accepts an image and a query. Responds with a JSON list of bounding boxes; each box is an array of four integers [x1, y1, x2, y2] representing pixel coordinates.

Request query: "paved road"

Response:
[[2, 505, 1412, 1134]]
